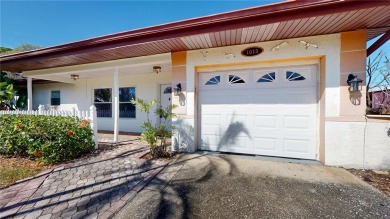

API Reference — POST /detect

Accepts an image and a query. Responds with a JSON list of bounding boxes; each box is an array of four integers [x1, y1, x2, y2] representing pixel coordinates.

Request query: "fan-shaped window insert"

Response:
[[257, 72, 276, 83], [229, 75, 245, 84], [286, 71, 306, 81], [205, 76, 221, 85]]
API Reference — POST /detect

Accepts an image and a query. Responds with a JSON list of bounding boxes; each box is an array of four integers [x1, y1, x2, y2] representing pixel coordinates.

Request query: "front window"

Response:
[[119, 87, 136, 118], [51, 90, 60, 106], [94, 88, 112, 117]]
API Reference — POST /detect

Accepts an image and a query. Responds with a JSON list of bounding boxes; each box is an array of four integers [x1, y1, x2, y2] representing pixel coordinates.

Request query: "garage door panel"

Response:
[[198, 65, 318, 160], [254, 115, 278, 128], [284, 115, 311, 129], [203, 138, 249, 152], [283, 115, 317, 133], [201, 134, 221, 149], [226, 114, 250, 134], [283, 139, 311, 153], [201, 104, 279, 111], [227, 114, 249, 122], [282, 138, 316, 159], [253, 138, 278, 151], [202, 95, 315, 105], [221, 136, 249, 148], [202, 115, 221, 126], [200, 95, 279, 105], [224, 129, 251, 138]]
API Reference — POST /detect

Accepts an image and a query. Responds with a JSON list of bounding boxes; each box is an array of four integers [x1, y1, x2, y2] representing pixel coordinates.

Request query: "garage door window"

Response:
[[205, 76, 221, 85], [229, 75, 245, 84], [286, 71, 306, 81], [257, 72, 276, 83]]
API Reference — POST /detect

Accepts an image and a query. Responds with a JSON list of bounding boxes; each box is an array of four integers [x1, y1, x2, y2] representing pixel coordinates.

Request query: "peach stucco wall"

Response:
[[171, 51, 188, 115], [339, 30, 367, 116]]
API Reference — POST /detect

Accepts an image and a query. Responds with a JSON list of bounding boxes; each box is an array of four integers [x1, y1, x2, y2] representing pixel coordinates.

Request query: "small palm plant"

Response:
[[155, 104, 178, 155], [130, 98, 177, 158], [0, 82, 15, 110]]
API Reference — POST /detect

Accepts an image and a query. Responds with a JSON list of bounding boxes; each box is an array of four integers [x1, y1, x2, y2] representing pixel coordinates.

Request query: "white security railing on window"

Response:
[[0, 105, 98, 149]]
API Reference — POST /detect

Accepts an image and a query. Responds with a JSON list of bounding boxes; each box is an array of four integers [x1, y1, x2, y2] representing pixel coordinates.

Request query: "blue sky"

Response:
[[0, 0, 388, 58], [0, 0, 278, 48]]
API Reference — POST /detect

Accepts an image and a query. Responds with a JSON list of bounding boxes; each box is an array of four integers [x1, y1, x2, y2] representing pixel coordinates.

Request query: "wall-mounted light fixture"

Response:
[[347, 74, 363, 92], [299, 40, 319, 49], [200, 51, 208, 61], [270, 42, 289, 52], [153, 66, 161, 74], [70, 74, 79, 80], [173, 83, 182, 96], [222, 52, 235, 59]]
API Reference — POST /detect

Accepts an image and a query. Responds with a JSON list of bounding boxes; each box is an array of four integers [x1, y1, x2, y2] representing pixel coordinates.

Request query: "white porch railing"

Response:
[[0, 105, 98, 149]]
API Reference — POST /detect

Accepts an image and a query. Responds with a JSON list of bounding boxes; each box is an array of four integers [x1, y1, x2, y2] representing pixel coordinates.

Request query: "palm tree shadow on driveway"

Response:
[[114, 155, 390, 219]]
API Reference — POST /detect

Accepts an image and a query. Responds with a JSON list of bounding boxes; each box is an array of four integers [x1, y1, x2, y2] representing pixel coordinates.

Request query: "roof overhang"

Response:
[[1, 0, 390, 72], [367, 29, 390, 57]]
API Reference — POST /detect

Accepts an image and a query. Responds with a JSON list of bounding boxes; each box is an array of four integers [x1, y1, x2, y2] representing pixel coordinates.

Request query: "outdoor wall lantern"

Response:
[[153, 66, 161, 74], [173, 83, 182, 96], [70, 74, 79, 80], [347, 74, 363, 92]]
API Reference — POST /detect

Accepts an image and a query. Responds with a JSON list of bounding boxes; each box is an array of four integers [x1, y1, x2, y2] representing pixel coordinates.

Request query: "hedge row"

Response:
[[0, 114, 95, 163]]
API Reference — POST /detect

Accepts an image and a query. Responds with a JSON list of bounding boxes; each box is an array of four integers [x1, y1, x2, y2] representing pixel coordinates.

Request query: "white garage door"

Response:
[[198, 65, 318, 159]]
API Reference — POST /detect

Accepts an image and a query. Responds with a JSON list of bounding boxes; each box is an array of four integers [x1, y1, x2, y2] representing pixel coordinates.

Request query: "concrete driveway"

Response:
[[114, 154, 390, 219]]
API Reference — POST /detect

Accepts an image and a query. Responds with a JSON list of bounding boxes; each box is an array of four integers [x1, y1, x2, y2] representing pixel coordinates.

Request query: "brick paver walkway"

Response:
[[0, 134, 167, 219]]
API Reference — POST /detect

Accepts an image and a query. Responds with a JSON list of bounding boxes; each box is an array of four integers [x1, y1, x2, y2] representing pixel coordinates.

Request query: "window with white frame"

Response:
[[51, 90, 61, 106], [94, 88, 112, 117], [119, 87, 136, 118]]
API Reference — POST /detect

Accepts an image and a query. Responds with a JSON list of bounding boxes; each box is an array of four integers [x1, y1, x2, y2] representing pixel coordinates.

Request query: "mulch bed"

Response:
[[347, 169, 390, 196], [141, 152, 176, 162], [0, 156, 56, 189]]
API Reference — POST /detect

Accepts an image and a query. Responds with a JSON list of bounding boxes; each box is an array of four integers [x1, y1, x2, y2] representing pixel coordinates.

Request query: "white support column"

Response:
[[113, 68, 119, 143], [89, 105, 98, 149], [27, 77, 33, 110]]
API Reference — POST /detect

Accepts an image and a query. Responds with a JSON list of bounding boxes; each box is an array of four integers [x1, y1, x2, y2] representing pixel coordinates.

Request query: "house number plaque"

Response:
[[241, 47, 263, 57]]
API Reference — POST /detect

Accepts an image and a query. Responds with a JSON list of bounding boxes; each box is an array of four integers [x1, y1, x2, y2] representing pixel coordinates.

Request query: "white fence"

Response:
[[0, 105, 98, 149]]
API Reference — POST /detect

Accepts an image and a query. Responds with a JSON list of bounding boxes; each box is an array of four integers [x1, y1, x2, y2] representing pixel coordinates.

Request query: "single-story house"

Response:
[[1, 0, 390, 169]]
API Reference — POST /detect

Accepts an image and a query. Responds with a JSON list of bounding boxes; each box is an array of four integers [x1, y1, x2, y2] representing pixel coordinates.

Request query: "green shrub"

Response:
[[0, 114, 95, 163]]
